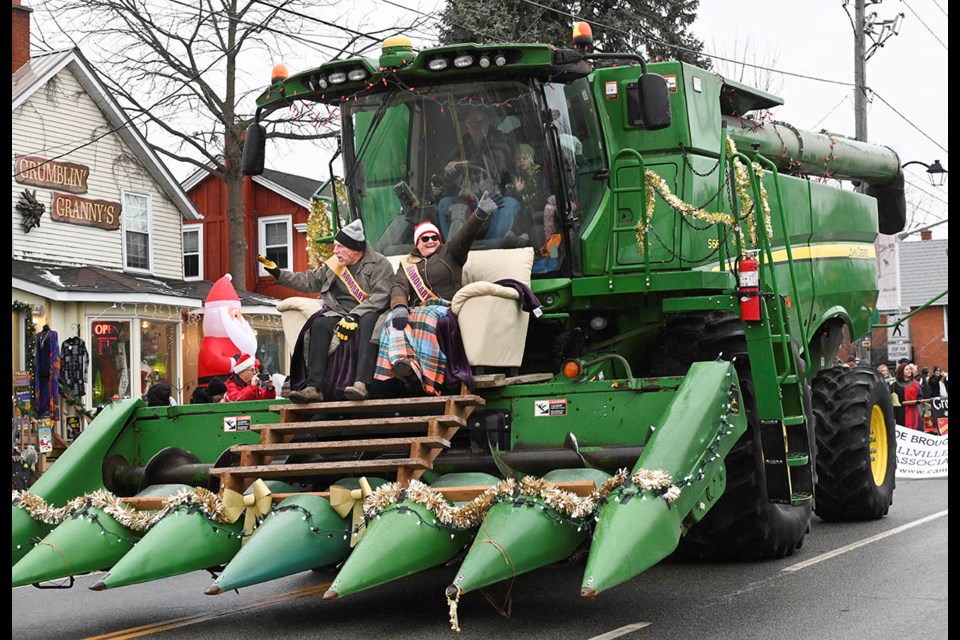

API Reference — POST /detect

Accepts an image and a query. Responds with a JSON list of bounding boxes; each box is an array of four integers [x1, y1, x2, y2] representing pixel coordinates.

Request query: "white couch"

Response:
[[276, 247, 535, 373]]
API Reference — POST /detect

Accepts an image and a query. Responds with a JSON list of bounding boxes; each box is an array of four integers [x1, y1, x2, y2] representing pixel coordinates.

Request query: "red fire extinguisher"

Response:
[[738, 251, 761, 321]]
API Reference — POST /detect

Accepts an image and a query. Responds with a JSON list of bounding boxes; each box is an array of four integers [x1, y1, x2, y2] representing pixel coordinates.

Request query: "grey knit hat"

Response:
[[335, 219, 365, 252]]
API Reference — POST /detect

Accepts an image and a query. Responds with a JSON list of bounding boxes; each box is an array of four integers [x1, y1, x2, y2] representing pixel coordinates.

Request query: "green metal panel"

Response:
[[491, 379, 677, 448], [107, 401, 275, 467]]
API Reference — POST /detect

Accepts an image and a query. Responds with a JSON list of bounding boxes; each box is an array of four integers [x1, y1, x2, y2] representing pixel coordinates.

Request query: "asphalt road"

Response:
[[12, 477, 946, 640]]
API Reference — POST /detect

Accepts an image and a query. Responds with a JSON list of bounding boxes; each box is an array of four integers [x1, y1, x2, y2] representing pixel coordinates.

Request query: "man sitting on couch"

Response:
[[259, 219, 394, 402]]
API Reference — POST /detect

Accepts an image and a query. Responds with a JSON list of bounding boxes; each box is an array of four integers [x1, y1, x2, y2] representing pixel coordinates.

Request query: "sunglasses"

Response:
[[418, 234, 440, 243]]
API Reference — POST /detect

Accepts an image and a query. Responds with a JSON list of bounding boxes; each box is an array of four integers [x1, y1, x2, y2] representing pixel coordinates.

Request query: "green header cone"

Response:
[[582, 362, 746, 596], [326, 500, 472, 599], [12, 507, 52, 566], [325, 473, 499, 599], [209, 494, 351, 594], [12, 484, 189, 586], [449, 469, 610, 596], [12, 507, 140, 587], [91, 507, 243, 590], [581, 491, 681, 596]]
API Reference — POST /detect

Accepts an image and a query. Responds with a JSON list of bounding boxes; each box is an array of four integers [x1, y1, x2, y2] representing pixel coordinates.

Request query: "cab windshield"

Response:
[[341, 80, 577, 274]]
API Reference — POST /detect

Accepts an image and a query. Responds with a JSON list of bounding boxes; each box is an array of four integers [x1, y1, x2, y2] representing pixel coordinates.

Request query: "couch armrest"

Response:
[[451, 281, 521, 316]]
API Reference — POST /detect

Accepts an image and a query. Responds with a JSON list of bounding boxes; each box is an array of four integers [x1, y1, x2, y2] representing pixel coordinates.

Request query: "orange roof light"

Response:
[[271, 64, 289, 84], [572, 21, 593, 51], [563, 359, 582, 380]]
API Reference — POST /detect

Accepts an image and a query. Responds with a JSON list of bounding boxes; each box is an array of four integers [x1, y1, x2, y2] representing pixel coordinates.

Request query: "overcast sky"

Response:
[[257, 0, 947, 239]]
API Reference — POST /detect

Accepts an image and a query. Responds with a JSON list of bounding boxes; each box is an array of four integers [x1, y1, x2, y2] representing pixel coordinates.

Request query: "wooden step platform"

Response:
[[216, 394, 485, 494]]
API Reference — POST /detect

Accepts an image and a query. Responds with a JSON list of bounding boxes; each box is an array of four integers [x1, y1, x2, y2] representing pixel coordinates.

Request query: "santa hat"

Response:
[[205, 274, 241, 310], [414, 221, 441, 245], [233, 353, 257, 374], [334, 219, 366, 252]]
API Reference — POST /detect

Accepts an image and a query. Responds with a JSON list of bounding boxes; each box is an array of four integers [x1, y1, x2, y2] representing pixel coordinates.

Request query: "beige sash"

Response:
[[324, 256, 369, 303], [400, 256, 439, 304]]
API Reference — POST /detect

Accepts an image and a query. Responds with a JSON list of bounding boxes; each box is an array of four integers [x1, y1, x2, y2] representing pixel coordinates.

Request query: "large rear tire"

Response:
[[649, 311, 813, 560], [812, 366, 896, 521]]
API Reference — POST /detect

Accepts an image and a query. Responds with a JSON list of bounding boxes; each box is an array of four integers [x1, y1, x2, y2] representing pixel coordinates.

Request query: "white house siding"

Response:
[[12, 65, 184, 279]]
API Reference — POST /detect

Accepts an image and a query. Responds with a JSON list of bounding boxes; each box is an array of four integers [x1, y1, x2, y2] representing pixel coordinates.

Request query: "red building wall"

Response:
[[871, 306, 949, 371], [186, 174, 314, 300]]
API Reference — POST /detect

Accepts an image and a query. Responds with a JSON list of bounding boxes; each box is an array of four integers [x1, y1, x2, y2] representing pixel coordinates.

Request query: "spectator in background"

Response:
[[926, 366, 947, 398], [144, 383, 175, 407], [845, 355, 859, 367], [876, 364, 895, 385], [891, 363, 922, 430], [190, 378, 227, 404], [224, 354, 276, 402]]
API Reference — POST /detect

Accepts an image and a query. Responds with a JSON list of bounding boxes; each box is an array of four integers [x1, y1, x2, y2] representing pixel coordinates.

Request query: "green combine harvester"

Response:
[[12, 24, 901, 628]]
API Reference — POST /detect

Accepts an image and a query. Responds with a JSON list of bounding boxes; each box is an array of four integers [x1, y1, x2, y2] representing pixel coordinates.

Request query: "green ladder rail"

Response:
[[728, 151, 813, 506]]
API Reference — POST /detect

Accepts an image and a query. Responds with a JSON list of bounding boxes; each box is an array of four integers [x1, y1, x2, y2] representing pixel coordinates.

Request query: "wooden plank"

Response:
[[207, 458, 431, 478], [472, 372, 554, 388], [252, 414, 466, 435], [119, 481, 599, 511], [229, 436, 450, 457], [271, 394, 485, 418]]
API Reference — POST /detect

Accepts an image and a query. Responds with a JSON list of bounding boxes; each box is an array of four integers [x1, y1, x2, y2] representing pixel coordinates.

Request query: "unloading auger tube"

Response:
[[725, 114, 906, 233]]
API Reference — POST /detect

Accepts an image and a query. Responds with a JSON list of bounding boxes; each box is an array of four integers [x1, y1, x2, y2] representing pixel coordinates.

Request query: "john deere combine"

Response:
[[12, 25, 900, 629]]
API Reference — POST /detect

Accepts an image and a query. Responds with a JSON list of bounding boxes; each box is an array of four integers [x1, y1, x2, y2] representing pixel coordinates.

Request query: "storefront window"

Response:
[[90, 320, 132, 406], [140, 320, 180, 400]]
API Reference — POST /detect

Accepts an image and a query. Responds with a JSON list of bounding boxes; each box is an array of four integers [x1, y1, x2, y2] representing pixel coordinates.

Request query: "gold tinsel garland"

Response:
[[726, 136, 773, 248], [364, 470, 680, 531], [306, 177, 349, 268], [635, 137, 772, 256], [12, 486, 231, 532]]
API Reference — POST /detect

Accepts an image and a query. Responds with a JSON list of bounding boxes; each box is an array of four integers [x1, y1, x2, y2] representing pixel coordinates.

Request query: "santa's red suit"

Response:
[[198, 275, 259, 385]]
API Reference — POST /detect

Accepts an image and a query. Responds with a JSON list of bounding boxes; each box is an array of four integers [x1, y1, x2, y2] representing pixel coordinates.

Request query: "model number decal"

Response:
[[534, 399, 568, 417]]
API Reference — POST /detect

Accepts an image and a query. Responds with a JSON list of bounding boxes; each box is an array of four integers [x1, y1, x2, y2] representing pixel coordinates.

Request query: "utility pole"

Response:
[[846, 0, 904, 142], [847, 0, 904, 363], [853, 0, 868, 141]]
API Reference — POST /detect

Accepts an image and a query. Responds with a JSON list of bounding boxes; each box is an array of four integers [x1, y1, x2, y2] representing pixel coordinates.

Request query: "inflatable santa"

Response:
[[198, 274, 259, 385]]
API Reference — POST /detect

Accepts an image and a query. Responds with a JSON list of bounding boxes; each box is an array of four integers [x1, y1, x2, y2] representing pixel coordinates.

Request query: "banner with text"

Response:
[[895, 425, 948, 478]]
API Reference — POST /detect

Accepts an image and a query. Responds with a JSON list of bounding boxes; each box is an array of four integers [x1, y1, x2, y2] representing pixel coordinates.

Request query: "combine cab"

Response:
[[13, 25, 899, 627]]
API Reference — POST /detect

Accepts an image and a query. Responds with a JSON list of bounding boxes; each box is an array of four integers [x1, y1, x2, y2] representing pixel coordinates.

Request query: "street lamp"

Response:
[[902, 159, 948, 186]]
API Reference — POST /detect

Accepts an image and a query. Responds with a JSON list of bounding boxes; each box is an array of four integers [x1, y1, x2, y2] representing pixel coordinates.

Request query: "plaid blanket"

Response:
[[374, 300, 451, 396]]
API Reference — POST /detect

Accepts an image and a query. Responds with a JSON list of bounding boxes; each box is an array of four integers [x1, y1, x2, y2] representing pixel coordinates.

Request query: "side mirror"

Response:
[[626, 73, 672, 131], [242, 123, 266, 176]]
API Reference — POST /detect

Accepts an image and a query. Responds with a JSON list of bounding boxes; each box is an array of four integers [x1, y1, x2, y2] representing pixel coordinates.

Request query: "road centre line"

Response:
[[84, 582, 331, 640], [589, 622, 653, 640], [782, 510, 948, 573]]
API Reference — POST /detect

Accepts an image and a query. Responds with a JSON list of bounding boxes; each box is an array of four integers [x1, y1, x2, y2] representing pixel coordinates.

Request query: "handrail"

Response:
[[753, 154, 811, 369], [873, 290, 948, 328], [728, 151, 792, 384], [609, 148, 649, 280]]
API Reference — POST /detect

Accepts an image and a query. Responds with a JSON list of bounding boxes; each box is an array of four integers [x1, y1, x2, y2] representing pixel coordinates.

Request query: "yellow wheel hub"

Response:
[[869, 404, 888, 485]]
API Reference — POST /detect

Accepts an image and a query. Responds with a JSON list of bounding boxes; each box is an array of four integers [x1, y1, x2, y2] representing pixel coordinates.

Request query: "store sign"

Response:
[[15, 154, 89, 194], [13, 370, 32, 403], [50, 192, 121, 230]]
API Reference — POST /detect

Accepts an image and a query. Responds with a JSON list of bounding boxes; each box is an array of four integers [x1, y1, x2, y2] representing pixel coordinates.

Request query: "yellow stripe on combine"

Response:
[[710, 243, 876, 271]]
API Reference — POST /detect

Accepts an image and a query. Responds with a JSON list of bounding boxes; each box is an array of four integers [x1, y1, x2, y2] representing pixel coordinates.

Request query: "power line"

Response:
[[903, 177, 949, 206], [928, 0, 947, 17], [900, 0, 948, 49], [872, 91, 948, 153]]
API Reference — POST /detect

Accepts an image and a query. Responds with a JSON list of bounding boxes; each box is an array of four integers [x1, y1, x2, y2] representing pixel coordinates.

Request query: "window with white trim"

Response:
[[122, 191, 152, 272], [183, 225, 203, 281], [258, 215, 292, 276]]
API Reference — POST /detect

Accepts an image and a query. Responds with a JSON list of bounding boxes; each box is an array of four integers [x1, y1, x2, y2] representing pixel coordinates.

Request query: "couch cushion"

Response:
[[462, 247, 534, 286], [276, 297, 323, 314]]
